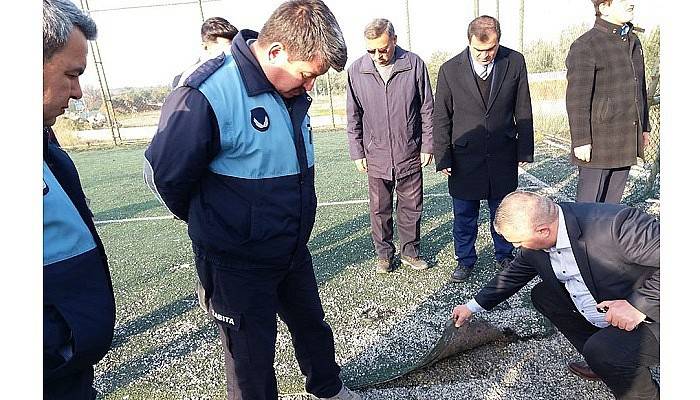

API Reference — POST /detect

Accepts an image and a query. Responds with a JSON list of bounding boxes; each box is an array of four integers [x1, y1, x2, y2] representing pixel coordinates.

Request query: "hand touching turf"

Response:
[[451, 305, 473, 328]]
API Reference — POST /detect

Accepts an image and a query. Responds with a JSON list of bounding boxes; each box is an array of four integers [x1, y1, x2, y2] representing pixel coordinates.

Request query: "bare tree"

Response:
[[81, 84, 104, 111]]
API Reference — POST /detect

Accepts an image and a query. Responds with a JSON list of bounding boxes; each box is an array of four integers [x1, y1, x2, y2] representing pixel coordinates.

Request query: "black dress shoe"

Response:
[[450, 264, 474, 283], [567, 361, 601, 381]]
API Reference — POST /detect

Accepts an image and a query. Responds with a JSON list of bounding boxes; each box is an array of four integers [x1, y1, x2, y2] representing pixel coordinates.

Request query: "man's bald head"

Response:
[[494, 191, 559, 249]]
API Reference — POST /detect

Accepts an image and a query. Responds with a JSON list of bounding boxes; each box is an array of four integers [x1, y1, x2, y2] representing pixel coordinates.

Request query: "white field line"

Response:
[[94, 215, 176, 225], [93, 172, 561, 226]]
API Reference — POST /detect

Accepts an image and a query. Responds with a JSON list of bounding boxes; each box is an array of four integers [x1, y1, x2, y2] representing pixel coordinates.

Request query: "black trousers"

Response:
[[576, 166, 631, 203], [367, 170, 423, 260], [530, 282, 659, 400], [194, 245, 342, 400], [44, 367, 96, 400]]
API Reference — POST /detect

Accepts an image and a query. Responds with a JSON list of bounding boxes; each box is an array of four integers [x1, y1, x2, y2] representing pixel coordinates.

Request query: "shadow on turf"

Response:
[[98, 322, 219, 396], [93, 199, 163, 221], [110, 293, 200, 350], [309, 188, 455, 285]]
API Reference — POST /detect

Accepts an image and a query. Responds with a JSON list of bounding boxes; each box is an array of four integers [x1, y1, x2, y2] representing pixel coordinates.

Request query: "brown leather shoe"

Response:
[[400, 255, 429, 270], [376, 258, 392, 273], [567, 361, 601, 381]]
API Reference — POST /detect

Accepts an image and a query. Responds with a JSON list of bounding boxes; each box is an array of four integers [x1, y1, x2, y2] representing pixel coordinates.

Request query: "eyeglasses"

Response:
[[367, 46, 390, 55]]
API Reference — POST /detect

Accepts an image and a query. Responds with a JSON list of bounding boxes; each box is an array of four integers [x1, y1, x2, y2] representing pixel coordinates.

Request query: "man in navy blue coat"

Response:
[[144, 1, 359, 399], [43, 1, 115, 399]]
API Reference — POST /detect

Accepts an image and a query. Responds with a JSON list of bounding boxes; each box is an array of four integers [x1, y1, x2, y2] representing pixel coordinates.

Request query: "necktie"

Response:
[[620, 24, 630, 36], [479, 65, 488, 80]]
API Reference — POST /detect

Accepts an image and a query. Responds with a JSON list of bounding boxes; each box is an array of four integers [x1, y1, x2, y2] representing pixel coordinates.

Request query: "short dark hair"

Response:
[[467, 15, 501, 43], [201, 17, 238, 43], [258, 0, 347, 72], [591, 0, 613, 17], [43, 0, 97, 62]]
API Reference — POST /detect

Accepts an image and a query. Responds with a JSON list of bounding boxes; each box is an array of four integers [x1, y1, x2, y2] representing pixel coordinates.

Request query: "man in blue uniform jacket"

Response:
[[43, 1, 116, 399], [144, 1, 360, 399]]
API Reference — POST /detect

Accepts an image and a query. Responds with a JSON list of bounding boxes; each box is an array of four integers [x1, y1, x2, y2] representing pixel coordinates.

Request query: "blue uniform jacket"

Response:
[[43, 128, 115, 383], [145, 30, 317, 266]]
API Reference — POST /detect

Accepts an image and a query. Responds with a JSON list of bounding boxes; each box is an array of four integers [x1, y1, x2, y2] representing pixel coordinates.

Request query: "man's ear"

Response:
[[267, 42, 287, 64], [599, 2, 611, 17], [535, 224, 550, 238]]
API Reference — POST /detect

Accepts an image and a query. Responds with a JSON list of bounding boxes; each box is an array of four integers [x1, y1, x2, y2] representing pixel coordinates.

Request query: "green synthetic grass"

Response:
[[69, 131, 570, 399]]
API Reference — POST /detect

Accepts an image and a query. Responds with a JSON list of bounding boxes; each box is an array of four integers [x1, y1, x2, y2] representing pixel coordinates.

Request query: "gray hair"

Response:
[[43, 0, 97, 63], [494, 191, 558, 234], [364, 18, 395, 40], [258, 0, 347, 72]]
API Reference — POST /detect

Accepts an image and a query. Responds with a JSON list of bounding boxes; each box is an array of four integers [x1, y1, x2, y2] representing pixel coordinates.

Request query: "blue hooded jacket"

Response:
[[145, 30, 317, 266], [43, 128, 115, 384]]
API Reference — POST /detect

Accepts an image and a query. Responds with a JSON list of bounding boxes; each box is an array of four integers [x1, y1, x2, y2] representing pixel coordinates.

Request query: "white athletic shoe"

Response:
[[319, 385, 362, 400]]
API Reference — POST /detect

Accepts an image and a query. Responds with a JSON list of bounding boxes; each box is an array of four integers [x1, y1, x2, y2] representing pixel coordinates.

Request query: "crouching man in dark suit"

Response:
[[452, 191, 659, 400]]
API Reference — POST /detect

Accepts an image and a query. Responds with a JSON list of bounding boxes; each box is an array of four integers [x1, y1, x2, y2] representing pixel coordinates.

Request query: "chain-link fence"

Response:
[[57, 0, 660, 202]]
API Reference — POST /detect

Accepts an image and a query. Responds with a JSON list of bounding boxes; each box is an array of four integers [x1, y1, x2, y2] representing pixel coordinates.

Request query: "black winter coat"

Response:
[[433, 45, 534, 200]]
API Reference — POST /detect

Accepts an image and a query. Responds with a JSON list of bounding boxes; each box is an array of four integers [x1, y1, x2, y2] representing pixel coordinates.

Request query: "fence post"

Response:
[[404, 0, 412, 51], [519, 0, 525, 52], [645, 64, 660, 195], [79, 0, 121, 145]]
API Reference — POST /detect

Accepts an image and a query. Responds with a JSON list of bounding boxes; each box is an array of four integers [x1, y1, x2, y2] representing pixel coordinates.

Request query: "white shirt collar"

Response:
[[468, 50, 493, 73], [554, 205, 571, 250]]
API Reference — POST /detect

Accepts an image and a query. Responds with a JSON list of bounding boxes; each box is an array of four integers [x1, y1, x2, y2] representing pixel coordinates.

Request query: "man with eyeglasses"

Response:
[[346, 18, 434, 274], [433, 15, 534, 283]]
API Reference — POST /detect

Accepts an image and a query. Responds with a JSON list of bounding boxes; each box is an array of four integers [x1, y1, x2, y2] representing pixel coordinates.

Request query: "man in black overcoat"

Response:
[[433, 15, 533, 282]]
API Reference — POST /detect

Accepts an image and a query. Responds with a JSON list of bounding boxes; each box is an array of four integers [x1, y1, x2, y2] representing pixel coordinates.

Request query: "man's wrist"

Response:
[[466, 299, 485, 314]]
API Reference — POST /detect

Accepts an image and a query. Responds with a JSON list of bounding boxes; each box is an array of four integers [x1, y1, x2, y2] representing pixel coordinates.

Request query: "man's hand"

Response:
[[420, 153, 433, 167], [440, 167, 451, 177], [354, 158, 367, 173], [451, 305, 473, 328], [597, 300, 646, 331], [573, 144, 592, 162], [643, 131, 650, 148]]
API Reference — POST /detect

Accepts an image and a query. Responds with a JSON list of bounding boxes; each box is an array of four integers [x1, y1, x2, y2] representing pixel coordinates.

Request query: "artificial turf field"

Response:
[[70, 131, 592, 399]]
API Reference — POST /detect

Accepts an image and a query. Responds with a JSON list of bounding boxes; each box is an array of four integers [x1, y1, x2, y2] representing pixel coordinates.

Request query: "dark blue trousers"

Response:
[[43, 367, 96, 400], [452, 197, 514, 267], [194, 244, 342, 400]]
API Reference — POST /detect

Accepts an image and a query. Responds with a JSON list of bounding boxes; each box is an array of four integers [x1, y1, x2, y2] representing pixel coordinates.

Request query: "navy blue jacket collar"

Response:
[[231, 29, 277, 97]]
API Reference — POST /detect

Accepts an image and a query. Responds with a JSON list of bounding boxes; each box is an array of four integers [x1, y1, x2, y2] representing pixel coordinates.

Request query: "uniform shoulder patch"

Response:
[[183, 54, 227, 89], [250, 107, 270, 132]]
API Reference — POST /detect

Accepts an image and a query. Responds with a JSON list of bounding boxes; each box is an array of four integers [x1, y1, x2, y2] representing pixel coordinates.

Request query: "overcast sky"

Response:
[[77, 0, 661, 88]]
